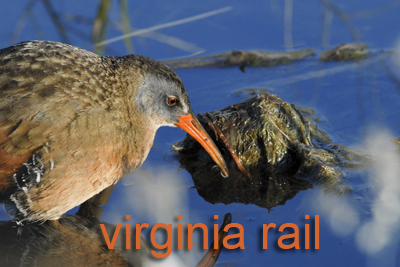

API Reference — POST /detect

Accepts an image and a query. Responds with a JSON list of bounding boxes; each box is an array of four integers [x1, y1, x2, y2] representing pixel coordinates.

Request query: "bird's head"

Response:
[[132, 56, 229, 177]]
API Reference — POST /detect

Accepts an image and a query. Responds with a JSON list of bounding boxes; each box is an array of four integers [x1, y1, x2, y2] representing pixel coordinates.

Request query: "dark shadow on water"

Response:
[[188, 164, 313, 211]]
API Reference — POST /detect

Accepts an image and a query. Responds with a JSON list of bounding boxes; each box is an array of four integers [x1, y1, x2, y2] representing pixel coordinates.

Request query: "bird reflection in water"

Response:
[[0, 189, 232, 267]]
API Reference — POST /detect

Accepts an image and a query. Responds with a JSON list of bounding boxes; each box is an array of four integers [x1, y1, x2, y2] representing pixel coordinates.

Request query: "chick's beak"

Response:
[[176, 113, 229, 177]]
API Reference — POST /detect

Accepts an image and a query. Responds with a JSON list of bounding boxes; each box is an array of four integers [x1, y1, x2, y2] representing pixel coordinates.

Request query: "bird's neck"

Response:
[[110, 100, 159, 176]]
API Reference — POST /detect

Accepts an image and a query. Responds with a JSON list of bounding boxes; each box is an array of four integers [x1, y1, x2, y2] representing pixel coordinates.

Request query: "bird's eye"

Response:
[[167, 97, 178, 106]]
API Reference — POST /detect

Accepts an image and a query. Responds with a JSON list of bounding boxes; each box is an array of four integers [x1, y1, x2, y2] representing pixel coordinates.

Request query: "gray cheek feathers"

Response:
[[135, 75, 190, 118]]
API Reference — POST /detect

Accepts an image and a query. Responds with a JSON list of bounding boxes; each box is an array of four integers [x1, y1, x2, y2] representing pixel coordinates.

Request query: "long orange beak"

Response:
[[176, 113, 229, 177]]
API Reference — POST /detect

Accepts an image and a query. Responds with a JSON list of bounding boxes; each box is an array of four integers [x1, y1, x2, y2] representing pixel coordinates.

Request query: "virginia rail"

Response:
[[0, 41, 228, 223]]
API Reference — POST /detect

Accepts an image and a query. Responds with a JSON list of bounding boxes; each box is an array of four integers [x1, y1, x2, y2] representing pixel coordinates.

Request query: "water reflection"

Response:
[[0, 215, 148, 267], [0, 184, 231, 267], [188, 165, 312, 211], [301, 130, 400, 262]]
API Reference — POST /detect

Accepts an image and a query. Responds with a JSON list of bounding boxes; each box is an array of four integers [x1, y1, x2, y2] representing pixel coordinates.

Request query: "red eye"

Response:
[[168, 97, 178, 106]]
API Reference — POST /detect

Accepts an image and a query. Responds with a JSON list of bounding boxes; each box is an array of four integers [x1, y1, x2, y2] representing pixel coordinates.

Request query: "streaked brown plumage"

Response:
[[0, 41, 228, 223]]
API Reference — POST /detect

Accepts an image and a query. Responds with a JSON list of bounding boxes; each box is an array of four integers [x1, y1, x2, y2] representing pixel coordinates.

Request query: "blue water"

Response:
[[1, 0, 400, 266]]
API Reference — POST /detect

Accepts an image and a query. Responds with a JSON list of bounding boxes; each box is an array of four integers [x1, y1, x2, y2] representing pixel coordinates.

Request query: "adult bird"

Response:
[[0, 41, 228, 223]]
